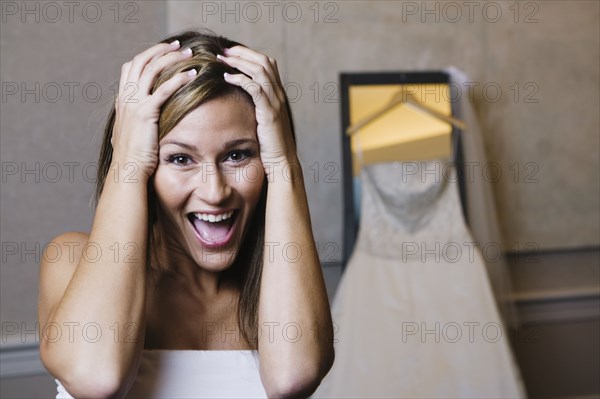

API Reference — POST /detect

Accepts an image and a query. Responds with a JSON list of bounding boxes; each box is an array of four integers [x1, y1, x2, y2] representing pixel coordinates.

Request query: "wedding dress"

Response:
[[55, 349, 267, 398], [311, 159, 526, 398]]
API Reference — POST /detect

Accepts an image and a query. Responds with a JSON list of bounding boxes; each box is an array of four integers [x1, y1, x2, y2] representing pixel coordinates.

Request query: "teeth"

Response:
[[193, 210, 235, 223]]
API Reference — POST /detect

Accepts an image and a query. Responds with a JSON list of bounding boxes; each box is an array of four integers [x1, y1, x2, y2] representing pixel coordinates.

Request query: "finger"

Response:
[[127, 41, 181, 85], [218, 55, 284, 106], [223, 72, 276, 119], [223, 46, 283, 87], [219, 49, 279, 86], [147, 69, 198, 110], [138, 47, 193, 95], [118, 61, 132, 102]]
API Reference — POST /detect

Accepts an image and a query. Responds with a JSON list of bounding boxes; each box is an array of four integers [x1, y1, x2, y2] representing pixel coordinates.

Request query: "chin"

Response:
[[192, 247, 239, 271]]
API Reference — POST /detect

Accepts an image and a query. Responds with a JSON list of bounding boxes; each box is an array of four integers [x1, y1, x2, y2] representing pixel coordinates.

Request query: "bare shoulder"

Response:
[[38, 231, 90, 327]]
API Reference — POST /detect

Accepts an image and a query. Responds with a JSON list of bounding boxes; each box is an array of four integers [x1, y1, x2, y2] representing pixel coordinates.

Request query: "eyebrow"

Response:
[[161, 138, 257, 151]]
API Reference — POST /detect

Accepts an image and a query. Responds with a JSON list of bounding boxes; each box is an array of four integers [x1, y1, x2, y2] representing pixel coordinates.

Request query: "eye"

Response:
[[227, 150, 253, 163], [167, 154, 192, 166]]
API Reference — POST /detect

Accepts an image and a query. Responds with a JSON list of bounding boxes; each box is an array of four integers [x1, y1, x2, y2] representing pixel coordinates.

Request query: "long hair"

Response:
[[93, 28, 297, 350]]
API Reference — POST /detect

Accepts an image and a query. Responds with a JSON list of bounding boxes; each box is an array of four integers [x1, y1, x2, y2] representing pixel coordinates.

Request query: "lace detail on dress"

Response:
[[357, 159, 469, 260]]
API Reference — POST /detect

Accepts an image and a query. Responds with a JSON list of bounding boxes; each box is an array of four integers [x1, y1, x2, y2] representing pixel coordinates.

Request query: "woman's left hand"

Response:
[[217, 46, 297, 173]]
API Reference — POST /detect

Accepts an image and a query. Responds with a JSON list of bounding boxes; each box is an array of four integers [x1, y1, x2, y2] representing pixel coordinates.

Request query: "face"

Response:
[[153, 93, 265, 271]]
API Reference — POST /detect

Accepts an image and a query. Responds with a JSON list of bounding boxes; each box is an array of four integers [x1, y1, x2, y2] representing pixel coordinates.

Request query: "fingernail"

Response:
[[170, 40, 180, 47], [216, 54, 225, 60], [223, 72, 230, 79], [188, 69, 197, 77], [181, 48, 192, 55]]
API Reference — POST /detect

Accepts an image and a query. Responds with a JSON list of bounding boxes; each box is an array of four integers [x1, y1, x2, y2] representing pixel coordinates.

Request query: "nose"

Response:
[[193, 162, 232, 205]]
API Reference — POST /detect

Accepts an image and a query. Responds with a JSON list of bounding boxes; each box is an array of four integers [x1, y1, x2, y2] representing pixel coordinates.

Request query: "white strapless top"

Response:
[[55, 350, 267, 398]]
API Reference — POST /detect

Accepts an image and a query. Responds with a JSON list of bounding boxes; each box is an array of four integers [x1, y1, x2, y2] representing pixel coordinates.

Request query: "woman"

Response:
[[38, 29, 334, 398]]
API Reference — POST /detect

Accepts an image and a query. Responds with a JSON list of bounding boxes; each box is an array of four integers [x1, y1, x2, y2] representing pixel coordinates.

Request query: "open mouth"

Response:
[[187, 210, 239, 246]]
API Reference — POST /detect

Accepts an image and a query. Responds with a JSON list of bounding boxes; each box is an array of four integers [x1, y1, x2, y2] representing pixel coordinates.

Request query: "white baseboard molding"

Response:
[[513, 287, 600, 324]]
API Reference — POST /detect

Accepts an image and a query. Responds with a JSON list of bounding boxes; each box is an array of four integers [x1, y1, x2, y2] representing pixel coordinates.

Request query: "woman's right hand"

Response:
[[110, 40, 197, 181]]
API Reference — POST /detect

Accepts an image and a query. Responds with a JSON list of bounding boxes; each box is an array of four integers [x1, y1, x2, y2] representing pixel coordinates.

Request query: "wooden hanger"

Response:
[[345, 87, 467, 136]]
